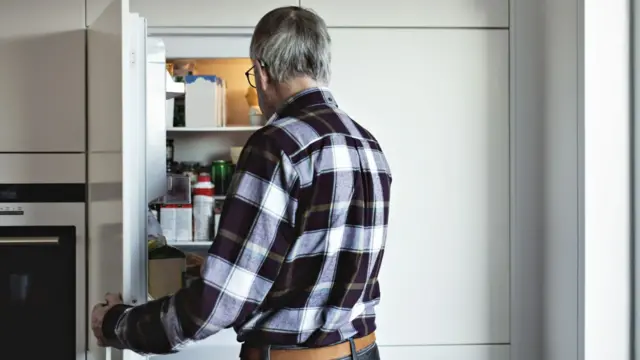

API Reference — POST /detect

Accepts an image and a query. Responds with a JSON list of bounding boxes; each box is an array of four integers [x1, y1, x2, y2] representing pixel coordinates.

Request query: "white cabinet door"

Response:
[[329, 28, 509, 345], [0, 0, 85, 152], [379, 345, 509, 359], [87, 1, 148, 360], [130, 0, 297, 27], [303, 0, 508, 28]]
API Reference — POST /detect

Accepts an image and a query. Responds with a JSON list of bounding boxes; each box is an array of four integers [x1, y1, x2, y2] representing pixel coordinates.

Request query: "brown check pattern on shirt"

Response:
[[101, 87, 392, 355]]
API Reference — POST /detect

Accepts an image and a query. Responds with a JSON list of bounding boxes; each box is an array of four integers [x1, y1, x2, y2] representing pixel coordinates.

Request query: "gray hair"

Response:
[[250, 7, 331, 85]]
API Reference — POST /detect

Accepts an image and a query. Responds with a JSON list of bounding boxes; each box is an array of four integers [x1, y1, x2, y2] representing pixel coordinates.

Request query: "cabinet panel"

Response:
[[130, 0, 297, 27], [88, 3, 126, 359], [303, 0, 509, 28], [329, 29, 509, 345], [154, 344, 509, 360], [379, 345, 509, 359], [0, 0, 85, 152]]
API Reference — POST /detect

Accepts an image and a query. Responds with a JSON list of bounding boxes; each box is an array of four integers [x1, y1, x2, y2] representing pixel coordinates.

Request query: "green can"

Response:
[[211, 160, 231, 195]]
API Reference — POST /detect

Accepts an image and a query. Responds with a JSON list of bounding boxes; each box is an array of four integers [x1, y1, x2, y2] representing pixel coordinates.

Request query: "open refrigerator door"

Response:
[[87, 0, 148, 359]]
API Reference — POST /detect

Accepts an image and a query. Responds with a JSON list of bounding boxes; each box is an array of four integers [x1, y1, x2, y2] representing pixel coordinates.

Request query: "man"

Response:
[[92, 6, 392, 360]]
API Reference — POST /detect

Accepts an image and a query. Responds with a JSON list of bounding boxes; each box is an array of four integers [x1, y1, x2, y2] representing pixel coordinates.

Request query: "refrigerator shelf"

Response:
[[167, 126, 261, 132]]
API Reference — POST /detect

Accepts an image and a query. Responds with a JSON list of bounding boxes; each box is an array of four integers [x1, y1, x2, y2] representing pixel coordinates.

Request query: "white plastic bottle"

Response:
[[192, 173, 215, 242]]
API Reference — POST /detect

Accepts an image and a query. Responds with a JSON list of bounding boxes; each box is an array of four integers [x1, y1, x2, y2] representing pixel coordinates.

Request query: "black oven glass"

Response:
[[0, 226, 76, 359]]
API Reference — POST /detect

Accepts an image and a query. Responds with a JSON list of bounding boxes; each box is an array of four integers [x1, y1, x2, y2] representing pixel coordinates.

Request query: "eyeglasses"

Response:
[[245, 60, 267, 88], [245, 66, 257, 88]]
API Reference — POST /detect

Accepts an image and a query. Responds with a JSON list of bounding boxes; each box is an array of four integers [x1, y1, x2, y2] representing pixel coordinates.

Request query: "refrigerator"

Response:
[[87, 1, 174, 359]]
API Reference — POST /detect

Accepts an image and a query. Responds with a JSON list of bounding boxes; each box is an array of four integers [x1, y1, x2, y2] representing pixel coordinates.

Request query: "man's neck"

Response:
[[273, 77, 319, 104]]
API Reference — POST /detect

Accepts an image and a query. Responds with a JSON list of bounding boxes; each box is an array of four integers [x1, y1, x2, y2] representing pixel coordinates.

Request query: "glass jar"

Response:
[[166, 139, 174, 162]]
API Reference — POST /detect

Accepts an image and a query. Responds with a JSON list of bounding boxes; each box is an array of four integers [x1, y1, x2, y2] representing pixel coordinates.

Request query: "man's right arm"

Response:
[[102, 133, 300, 354]]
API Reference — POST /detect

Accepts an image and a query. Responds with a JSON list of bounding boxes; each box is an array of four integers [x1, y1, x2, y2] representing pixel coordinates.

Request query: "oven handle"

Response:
[[0, 237, 59, 244]]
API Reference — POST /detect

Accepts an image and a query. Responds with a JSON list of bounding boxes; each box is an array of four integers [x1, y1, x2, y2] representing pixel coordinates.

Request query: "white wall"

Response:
[[515, 0, 633, 359], [583, 0, 631, 358]]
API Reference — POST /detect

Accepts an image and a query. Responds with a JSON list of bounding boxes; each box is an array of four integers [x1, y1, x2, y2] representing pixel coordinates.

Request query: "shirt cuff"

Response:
[[102, 304, 131, 340]]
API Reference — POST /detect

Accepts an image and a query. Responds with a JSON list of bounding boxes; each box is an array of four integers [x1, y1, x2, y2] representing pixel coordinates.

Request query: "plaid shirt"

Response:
[[102, 87, 392, 355]]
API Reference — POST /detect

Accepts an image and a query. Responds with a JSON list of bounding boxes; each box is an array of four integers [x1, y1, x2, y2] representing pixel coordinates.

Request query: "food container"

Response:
[[160, 204, 193, 243], [148, 245, 186, 299]]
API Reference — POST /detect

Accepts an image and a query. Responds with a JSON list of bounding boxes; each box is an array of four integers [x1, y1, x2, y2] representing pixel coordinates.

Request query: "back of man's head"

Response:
[[250, 7, 331, 86]]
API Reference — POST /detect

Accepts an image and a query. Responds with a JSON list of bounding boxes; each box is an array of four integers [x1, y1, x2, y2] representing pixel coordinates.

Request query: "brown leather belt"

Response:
[[241, 332, 376, 360]]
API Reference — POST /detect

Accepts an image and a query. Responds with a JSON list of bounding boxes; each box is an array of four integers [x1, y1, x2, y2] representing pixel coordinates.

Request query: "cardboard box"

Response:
[[148, 247, 186, 300]]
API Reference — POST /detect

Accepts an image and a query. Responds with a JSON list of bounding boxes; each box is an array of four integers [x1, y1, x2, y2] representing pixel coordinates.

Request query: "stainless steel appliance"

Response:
[[0, 154, 86, 359]]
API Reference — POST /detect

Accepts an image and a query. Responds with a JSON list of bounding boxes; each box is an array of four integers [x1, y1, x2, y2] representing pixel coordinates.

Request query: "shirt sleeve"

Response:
[[101, 132, 299, 355]]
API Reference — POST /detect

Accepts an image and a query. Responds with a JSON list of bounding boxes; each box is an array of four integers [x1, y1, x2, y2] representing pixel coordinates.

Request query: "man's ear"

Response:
[[254, 60, 270, 90]]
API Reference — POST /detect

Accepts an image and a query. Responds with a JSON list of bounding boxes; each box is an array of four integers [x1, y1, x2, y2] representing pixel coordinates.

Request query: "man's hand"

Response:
[[91, 293, 123, 346]]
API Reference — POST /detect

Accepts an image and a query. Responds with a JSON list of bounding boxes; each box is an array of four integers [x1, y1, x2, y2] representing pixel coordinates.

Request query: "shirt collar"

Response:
[[266, 87, 338, 125]]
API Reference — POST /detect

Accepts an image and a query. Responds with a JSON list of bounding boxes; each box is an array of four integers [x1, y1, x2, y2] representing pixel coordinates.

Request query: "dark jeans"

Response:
[[241, 340, 381, 360]]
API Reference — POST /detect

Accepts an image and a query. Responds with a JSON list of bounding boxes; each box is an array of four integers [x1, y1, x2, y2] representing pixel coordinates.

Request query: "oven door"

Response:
[[0, 226, 76, 358]]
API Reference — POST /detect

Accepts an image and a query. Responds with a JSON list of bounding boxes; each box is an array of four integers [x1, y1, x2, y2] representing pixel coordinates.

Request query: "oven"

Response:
[[0, 154, 86, 359]]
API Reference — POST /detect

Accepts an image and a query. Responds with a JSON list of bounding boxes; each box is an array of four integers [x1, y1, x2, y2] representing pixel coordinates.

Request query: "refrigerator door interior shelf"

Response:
[[146, 36, 169, 203], [127, 10, 151, 324]]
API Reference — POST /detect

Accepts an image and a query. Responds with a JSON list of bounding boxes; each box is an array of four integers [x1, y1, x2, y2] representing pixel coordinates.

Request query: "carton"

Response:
[[147, 246, 186, 300]]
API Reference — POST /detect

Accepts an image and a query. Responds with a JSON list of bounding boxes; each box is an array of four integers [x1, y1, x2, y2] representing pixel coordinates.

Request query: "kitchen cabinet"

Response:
[[87, 0, 297, 28], [130, 0, 298, 27], [0, 0, 85, 152], [302, 0, 509, 28], [328, 28, 510, 345]]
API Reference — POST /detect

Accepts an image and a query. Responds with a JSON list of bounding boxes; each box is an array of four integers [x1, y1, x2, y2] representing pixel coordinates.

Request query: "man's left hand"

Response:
[[91, 293, 123, 346]]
